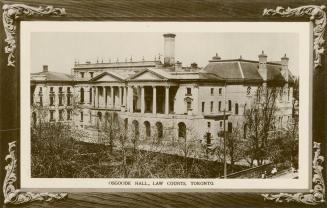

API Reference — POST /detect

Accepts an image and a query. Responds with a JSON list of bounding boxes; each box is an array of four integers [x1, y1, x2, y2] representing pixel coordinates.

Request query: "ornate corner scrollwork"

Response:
[[3, 141, 68, 205], [2, 4, 66, 67], [263, 5, 326, 70], [262, 142, 325, 205]]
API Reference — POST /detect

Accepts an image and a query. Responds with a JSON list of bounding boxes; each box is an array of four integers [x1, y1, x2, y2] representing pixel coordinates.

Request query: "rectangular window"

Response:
[[219, 88, 222, 95], [67, 95, 71, 106], [89, 88, 92, 103], [210, 88, 214, 95], [67, 87, 71, 92], [90, 72, 94, 78], [50, 87, 53, 92], [235, 103, 239, 115], [220, 121, 223, 128], [202, 102, 205, 113], [210, 101, 213, 112], [59, 95, 63, 106], [50, 96, 54, 106], [187, 101, 192, 110], [228, 100, 232, 111], [186, 87, 192, 95], [80, 72, 85, 78], [49, 110, 55, 121], [59, 110, 63, 121], [218, 101, 221, 111], [206, 133, 211, 145], [39, 96, 43, 106], [247, 86, 251, 95], [67, 110, 71, 120], [59, 87, 63, 93], [80, 111, 84, 122], [228, 122, 233, 133]]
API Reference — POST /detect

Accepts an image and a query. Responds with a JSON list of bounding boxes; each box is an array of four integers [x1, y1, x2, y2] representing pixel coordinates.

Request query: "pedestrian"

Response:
[[271, 167, 277, 175], [261, 171, 267, 179]]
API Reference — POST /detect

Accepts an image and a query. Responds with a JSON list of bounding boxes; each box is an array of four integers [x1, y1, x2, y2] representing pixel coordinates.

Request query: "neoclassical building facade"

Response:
[[31, 33, 295, 145]]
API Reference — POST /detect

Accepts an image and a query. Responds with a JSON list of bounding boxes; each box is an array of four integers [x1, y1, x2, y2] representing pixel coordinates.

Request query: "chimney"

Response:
[[281, 54, 289, 82], [258, 50, 267, 81], [209, 53, 221, 62], [175, 61, 182, 71], [43, 65, 48, 72], [163, 33, 176, 66]]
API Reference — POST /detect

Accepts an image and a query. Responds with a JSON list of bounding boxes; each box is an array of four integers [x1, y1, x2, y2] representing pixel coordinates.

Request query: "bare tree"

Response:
[[99, 112, 120, 153], [243, 86, 279, 166], [226, 125, 244, 170]]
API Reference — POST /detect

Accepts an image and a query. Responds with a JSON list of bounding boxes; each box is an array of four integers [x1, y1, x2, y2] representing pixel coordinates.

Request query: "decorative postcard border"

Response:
[[1, 3, 326, 206]]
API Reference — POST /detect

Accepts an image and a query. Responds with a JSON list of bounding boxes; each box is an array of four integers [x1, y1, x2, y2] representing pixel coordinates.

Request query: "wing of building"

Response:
[[31, 34, 295, 146]]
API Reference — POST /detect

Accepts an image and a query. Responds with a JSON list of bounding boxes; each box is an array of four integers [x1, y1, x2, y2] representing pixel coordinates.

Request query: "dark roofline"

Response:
[[73, 61, 160, 70], [208, 59, 282, 65], [128, 68, 168, 81], [76, 60, 159, 66], [31, 80, 76, 83], [89, 72, 124, 82]]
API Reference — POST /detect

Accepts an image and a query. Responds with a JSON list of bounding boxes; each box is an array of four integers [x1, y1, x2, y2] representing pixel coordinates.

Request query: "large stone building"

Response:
[[31, 33, 294, 145]]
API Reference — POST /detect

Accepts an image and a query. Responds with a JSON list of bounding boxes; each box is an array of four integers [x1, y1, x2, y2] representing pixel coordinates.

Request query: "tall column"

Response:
[[99, 86, 103, 108], [123, 87, 127, 107], [104, 87, 107, 108], [128, 86, 133, 113], [95, 86, 99, 108], [165, 86, 169, 114], [93, 87, 96, 108], [119, 87, 123, 106], [111, 86, 114, 109], [152, 86, 157, 114], [141, 86, 145, 113]]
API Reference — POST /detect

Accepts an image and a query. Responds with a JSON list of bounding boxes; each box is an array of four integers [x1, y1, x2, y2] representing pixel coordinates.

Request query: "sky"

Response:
[[30, 32, 299, 76]]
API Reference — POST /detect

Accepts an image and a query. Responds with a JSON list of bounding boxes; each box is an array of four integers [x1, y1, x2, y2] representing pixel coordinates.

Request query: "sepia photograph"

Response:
[[20, 22, 311, 190], [1, 0, 326, 207]]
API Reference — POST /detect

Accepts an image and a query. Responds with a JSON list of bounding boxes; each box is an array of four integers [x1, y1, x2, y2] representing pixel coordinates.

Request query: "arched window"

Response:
[[80, 88, 84, 103], [103, 112, 110, 127], [124, 118, 128, 130], [132, 120, 140, 139], [244, 104, 247, 115], [144, 121, 151, 137], [156, 122, 163, 139], [243, 124, 247, 140], [228, 100, 232, 111], [235, 103, 239, 115], [97, 112, 102, 121], [178, 122, 186, 138]]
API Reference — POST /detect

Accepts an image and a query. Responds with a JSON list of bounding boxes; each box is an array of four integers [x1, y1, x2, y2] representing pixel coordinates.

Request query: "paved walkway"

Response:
[[270, 169, 298, 179]]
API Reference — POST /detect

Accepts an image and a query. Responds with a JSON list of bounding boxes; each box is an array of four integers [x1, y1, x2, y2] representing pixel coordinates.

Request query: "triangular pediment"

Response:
[[91, 72, 123, 82], [130, 69, 167, 81]]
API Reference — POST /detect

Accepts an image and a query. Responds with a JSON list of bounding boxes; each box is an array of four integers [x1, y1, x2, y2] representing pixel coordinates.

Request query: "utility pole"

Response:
[[223, 109, 227, 179]]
